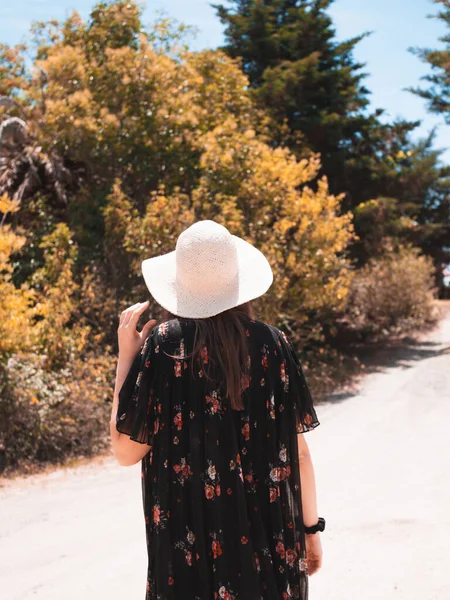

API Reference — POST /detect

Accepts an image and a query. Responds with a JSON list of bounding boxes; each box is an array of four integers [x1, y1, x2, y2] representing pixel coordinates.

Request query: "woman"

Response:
[[110, 220, 324, 600]]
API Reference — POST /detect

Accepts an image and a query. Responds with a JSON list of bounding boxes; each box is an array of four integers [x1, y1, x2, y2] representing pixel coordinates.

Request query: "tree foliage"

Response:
[[409, 0, 450, 120], [0, 0, 442, 472], [215, 0, 450, 268], [0, 1, 358, 471]]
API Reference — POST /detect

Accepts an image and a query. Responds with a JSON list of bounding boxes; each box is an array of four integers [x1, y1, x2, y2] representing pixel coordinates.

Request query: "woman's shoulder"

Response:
[[244, 317, 288, 348], [149, 315, 288, 349], [151, 318, 192, 347]]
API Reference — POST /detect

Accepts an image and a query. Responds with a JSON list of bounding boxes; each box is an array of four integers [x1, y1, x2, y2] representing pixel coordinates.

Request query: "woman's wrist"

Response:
[[304, 517, 326, 534]]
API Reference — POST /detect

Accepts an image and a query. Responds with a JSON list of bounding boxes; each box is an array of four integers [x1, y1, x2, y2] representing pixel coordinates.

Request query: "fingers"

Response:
[[119, 301, 149, 327], [141, 318, 158, 339], [119, 302, 142, 325]]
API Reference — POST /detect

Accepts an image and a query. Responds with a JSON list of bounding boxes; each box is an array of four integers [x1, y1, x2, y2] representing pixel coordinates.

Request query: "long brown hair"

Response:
[[157, 301, 255, 411]]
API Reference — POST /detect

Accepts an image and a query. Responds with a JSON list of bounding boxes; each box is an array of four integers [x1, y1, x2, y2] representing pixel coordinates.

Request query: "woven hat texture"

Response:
[[141, 220, 273, 318]]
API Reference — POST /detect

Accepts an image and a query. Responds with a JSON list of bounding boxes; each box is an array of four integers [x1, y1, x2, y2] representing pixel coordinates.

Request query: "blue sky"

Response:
[[1, 0, 449, 162]]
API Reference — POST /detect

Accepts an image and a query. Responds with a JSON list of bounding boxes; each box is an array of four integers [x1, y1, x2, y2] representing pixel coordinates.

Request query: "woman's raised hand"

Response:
[[117, 300, 157, 361]]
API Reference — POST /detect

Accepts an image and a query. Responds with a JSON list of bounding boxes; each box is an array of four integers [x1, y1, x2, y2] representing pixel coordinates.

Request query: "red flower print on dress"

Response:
[[304, 412, 313, 425], [174, 527, 196, 567], [241, 536, 248, 545], [208, 463, 217, 480], [173, 412, 183, 430], [168, 576, 174, 586], [269, 487, 278, 503], [215, 484, 221, 496], [158, 322, 169, 337], [181, 460, 192, 479], [173, 458, 193, 486], [269, 467, 282, 482], [241, 422, 250, 441], [254, 552, 261, 572], [285, 548, 298, 567], [261, 344, 270, 370], [202, 459, 220, 498], [275, 541, 285, 559], [280, 360, 289, 391], [174, 359, 187, 377], [299, 556, 308, 572], [282, 585, 294, 600], [212, 540, 223, 558], [200, 345, 209, 364], [205, 484, 215, 499], [206, 390, 223, 416], [186, 530, 196, 545], [153, 505, 161, 525], [217, 584, 237, 600], [269, 464, 290, 483], [267, 392, 276, 419]]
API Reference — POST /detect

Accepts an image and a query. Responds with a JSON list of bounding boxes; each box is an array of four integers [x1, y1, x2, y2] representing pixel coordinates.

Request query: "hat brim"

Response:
[[141, 235, 273, 318]]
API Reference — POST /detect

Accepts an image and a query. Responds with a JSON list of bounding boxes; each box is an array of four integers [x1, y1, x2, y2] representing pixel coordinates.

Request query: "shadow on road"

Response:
[[320, 304, 450, 406]]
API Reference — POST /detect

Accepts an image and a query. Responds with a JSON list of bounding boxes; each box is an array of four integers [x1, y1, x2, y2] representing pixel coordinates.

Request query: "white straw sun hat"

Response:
[[141, 220, 273, 318]]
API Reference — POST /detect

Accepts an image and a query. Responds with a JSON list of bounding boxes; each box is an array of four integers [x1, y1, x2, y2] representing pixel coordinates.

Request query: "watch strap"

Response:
[[304, 517, 325, 534]]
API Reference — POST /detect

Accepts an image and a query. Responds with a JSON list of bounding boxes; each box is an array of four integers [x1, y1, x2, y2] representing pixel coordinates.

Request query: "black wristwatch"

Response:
[[304, 517, 325, 534]]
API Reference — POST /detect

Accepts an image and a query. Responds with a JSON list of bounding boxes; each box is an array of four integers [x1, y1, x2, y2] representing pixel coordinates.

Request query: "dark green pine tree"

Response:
[[213, 0, 419, 211], [408, 0, 450, 121], [353, 130, 450, 267], [406, 0, 450, 270]]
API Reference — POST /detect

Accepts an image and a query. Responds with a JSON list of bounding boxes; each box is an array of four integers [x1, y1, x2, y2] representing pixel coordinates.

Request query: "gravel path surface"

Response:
[[1, 306, 449, 600]]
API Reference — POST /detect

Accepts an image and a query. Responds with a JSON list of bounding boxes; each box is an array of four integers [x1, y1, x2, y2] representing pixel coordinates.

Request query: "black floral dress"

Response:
[[116, 314, 320, 600]]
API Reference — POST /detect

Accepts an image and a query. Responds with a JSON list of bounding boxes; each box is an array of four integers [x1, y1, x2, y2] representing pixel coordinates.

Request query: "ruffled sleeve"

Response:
[[116, 326, 159, 445], [278, 329, 320, 434]]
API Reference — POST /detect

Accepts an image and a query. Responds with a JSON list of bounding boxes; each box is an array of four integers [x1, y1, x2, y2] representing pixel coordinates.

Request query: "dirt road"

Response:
[[1, 308, 449, 600]]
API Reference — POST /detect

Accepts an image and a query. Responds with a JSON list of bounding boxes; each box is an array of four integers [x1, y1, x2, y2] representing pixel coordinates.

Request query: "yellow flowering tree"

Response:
[[0, 194, 36, 356], [0, 1, 356, 471]]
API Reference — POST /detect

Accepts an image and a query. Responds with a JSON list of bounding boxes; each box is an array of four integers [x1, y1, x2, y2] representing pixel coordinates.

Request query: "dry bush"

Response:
[[0, 351, 112, 474], [344, 245, 438, 339]]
